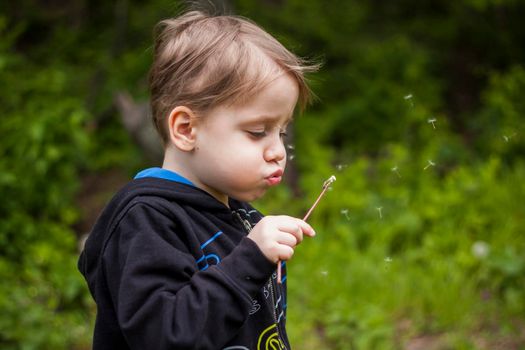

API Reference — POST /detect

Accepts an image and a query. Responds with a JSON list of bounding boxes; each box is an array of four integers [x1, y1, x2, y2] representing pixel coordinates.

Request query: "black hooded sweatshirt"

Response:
[[78, 174, 290, 349]]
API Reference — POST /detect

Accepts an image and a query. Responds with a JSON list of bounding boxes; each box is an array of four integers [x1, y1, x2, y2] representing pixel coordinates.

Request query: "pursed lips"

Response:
[[265, 169, 283, 185]]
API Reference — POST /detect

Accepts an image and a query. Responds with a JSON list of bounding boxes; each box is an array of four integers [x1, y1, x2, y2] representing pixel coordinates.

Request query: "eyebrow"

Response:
[[241, 114, 294, 126]]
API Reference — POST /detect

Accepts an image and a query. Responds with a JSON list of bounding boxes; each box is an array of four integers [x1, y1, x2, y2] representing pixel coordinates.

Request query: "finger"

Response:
[[276, 232, 298, 247], [278, 245, 294, 261], [278, 218, 315, 241], [295, 219, 316, 237], [278, 223, 304, 244]]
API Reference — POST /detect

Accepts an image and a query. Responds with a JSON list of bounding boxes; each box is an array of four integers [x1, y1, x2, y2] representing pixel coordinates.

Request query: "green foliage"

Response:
[[0, 17, 92, 349], [475, 65, 525, 160], [2, 0, 525, 348], [245, 1, 525, 347], [259, 137, 524, 349]]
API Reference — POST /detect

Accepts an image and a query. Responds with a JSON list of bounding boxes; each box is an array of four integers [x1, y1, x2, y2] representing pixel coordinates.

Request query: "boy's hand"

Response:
[[247, 216, 316, 263]]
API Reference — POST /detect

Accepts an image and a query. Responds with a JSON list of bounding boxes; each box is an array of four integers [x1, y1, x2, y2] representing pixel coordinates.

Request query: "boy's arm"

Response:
[[103, 202, 275, 349]]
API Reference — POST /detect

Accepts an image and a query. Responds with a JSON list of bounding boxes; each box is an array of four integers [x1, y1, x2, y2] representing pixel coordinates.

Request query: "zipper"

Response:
[[234, 211, 253, 232], [268, 277, 287, 349], [233, 210, 287, 349]]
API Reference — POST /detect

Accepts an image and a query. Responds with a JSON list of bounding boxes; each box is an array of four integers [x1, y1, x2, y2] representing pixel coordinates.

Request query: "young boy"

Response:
[[79, 10, 318, 350]]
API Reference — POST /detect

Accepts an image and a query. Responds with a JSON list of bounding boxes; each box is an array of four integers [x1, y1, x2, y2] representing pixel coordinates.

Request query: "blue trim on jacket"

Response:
[[135, 167, 194, 187]]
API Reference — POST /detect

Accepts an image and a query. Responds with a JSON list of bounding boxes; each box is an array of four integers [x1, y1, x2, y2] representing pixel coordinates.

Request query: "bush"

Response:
[[256, 121, 525, 349], [0, 21, 93, 349]]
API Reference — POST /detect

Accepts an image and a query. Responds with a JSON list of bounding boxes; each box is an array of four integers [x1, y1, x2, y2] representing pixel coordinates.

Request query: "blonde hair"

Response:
[[149, 10, 319, 144]]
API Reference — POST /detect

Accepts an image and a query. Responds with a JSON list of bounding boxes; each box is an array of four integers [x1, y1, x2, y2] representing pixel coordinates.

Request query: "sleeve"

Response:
[[102, 202, 275, 350]]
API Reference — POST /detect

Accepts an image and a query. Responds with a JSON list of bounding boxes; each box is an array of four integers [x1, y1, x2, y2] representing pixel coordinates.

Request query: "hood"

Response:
[[78, 177, 240, 297]]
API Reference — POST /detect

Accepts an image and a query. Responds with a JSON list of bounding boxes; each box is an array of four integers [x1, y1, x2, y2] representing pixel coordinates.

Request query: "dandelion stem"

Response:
[[277, 175, 336, 284]]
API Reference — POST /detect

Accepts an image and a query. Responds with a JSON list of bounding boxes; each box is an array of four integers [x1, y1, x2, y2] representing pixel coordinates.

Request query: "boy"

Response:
[[79, 9, 318, 350]]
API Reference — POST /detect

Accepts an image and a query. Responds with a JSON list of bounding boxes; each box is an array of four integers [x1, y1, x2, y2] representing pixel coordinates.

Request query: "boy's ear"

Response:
[[167, 106, 199, 152]]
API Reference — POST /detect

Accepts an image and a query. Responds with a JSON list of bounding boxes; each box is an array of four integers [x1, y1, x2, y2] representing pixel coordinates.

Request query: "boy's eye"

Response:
[[246, 128, 288, 139], [247, 130, 267, 138]]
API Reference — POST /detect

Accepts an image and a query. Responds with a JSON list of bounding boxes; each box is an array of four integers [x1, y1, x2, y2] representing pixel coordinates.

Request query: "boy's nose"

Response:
[[263, 137, 286, 163]]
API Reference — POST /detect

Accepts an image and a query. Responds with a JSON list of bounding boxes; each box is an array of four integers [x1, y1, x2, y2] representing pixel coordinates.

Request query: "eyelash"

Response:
[[248, 131, 267, 138], [247, 131, 288, 139]]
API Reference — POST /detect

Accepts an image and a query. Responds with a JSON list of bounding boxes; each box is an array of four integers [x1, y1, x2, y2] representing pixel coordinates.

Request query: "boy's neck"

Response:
[[162, 147, 230, 208]]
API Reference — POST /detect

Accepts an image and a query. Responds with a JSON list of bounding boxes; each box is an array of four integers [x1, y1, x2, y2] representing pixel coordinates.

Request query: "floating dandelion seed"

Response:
[[383, 256, 393, 271], [287, 144, 295, 150], [391, 165, 401, 178], [471, 241, 490, 259], [404, 93, 414, 108], [428, 118, 437, 129], [503, 132, 516, 142], [341, 209, 350, 221], [376, 207, 383, 219], [424, 159, 436, 170], [320, 270, 329, 276], [288, 154, 295, 161], [336, 164, 347, 171]]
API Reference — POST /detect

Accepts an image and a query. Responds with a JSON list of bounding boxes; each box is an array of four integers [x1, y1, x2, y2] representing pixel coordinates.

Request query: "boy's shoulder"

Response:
[[104, 177, 252, 230], [86, 178, 192, 247], [81, 178, 211, 272], [105, 177, 202, 222]]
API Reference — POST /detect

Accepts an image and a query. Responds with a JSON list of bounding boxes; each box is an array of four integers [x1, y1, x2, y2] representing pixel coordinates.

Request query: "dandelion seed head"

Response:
[[323, 175, 336, 188]]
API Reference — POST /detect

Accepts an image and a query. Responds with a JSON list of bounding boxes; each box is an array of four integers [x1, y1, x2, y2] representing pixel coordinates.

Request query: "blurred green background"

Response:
[[1, 0, 524, 349]]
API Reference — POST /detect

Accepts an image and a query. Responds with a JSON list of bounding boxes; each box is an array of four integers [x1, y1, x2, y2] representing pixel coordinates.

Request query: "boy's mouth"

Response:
[[265, 169, 283, 186]]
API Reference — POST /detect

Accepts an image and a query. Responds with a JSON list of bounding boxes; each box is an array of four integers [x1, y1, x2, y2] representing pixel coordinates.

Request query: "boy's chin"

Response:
[[230, 190, 267, 203]]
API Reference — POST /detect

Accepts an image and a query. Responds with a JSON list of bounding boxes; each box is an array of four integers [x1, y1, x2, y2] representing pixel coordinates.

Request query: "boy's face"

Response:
[[189, 74, 299, 205]]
